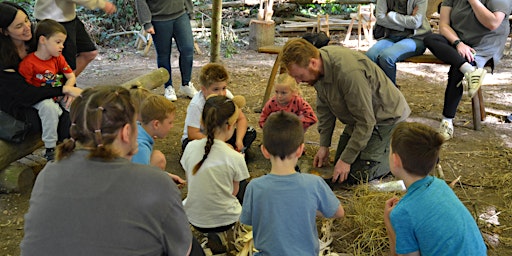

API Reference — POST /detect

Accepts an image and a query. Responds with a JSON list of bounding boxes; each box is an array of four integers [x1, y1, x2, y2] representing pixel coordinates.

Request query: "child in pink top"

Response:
[[259, 73, 317, 131]]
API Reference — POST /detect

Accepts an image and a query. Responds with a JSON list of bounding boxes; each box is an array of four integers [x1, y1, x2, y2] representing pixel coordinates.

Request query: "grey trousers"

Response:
[[334, 123, 397, 185], [33, 99, 63, 148]]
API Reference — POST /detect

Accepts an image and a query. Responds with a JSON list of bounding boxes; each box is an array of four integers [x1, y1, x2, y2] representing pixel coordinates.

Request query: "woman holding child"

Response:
[[0, 2, 81, 146]]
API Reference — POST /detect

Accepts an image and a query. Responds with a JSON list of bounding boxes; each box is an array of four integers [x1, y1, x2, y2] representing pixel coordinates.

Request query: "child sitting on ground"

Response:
[[18, 19, 80, 161], [259, 73, 317, 132], [181, 63, 256, 155], [241, 111, 344, 255], [181, 95, 250, 254], [130, 87, 185, 186], [384, 122, 487, 255]]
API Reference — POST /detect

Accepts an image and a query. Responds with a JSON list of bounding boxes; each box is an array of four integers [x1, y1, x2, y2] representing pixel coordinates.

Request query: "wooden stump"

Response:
[[249, 20, 275, 51], [0, 162, 35, 193]]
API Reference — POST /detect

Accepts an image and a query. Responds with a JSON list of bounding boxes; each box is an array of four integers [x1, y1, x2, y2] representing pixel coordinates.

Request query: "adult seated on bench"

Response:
[[0, 2, 82, 157], [366, 0, 432, 85], [423, 0, 510, 140]]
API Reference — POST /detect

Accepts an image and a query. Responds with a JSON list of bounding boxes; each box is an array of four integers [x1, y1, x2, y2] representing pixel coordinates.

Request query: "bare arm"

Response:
[[468, 0, 506, 31], [439, 6, 459, 43], [232, 180, 240, 196], [235, 109, 249, 151], [187, 126, 205, 140]]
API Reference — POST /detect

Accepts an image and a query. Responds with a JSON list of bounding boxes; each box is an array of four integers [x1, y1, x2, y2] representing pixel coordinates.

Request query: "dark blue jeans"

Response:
[[366, 35, 426, 84], [151, 14, 194, 88]]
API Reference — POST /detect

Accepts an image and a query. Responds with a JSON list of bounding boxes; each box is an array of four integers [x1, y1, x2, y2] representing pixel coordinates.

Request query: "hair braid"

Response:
[[192, 107, 218, 175]]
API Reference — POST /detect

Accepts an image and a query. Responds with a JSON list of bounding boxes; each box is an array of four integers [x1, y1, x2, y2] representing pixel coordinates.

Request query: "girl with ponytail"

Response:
[[180, 94, 250, 253]]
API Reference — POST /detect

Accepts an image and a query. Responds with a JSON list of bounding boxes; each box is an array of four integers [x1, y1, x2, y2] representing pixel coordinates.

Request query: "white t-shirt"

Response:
[[181, 90, 234, 142], [180, 138, 249, 228]]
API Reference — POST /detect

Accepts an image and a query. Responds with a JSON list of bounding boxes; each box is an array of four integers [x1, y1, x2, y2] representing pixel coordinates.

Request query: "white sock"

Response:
[[459, 62, 475, 75], [442, 117, 453, 124]]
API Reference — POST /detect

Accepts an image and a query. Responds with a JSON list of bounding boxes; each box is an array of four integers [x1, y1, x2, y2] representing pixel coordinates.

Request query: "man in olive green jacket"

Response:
[[281, 38, 410, 184]]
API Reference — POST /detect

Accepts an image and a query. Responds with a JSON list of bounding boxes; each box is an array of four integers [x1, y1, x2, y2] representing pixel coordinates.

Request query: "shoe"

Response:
[[464, 68, 486, 98], [207, 232, 227, 254], [44, 148, 55, 162], [164, 86, 177, 101], [179, 82, 198, 98], [439, 120, 454, 141]]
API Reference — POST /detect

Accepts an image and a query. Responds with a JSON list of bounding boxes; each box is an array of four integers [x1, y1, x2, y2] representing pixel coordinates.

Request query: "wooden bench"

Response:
[[257, 45, 486, 130]]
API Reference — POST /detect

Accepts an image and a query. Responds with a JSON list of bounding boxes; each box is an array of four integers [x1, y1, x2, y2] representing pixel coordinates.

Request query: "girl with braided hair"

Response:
[[22, 85, 204, 256], [180, 95, 250, 254]]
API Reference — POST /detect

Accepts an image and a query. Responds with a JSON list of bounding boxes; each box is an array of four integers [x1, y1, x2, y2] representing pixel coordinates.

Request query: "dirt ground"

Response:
[[1, 33, 511, 255]]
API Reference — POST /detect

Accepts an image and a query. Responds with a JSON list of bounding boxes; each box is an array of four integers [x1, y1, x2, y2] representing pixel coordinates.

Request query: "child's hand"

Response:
[[384, 197, 400, 218], [235, 140, 244, 152], [168, 173, 186, 189]]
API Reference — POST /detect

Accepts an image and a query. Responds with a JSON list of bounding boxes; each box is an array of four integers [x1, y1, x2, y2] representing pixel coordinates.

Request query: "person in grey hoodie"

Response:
[[34, 0, 117, 77], [366, 0, 432, 85], [135, 0, 198, 102]]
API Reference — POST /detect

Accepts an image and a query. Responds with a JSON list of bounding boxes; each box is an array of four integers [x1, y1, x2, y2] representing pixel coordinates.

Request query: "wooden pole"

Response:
[[210, 0, 222, 63]]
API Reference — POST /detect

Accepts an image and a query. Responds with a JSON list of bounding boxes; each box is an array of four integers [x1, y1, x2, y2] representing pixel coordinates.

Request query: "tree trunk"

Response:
[[210, 0, 222, 63]]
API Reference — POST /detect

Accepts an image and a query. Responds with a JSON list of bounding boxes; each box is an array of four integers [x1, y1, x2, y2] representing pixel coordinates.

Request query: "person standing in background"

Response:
[[34, 0, 117, 77], [135, 0, 198, 101]]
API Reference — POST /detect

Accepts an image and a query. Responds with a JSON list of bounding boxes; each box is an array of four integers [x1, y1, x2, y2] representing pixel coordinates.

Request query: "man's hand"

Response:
[[313, 146, 330, 168], [332, 159, 350, 183], [103, 2, 117, 14]]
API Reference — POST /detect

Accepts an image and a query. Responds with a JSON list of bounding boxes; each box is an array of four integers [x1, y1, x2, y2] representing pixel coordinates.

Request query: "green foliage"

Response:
[[299, 3, 354, 17]]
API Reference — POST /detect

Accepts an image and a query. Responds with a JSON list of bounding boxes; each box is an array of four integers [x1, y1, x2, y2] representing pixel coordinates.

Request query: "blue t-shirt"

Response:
[[131, 123, 154, 165], [240, 173, 340, 256], [390, 176, 487, 255]]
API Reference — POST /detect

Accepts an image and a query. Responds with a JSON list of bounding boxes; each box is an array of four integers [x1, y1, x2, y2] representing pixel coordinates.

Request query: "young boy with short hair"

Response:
[[240, 111, 344, 255], [18, 19, 79, 161], [131, 94, 184, 185], [181, 63, 256, 154], [384, 122, 487, 255]]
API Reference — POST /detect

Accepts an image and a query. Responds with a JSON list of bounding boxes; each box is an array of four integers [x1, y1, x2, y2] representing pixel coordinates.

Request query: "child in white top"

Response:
[[180, 95, 250, 254]]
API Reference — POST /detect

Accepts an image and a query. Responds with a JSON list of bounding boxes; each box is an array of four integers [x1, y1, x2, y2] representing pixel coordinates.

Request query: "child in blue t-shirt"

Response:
[[384, 122, 487, 255], [130, 86, 185, 186], [240, 111, 344, 255]]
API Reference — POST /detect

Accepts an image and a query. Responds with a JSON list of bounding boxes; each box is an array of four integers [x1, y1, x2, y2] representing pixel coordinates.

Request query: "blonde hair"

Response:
[[129, 85, 152, 120], [139, 95, 176, 125], [275, 73, 302, 95]]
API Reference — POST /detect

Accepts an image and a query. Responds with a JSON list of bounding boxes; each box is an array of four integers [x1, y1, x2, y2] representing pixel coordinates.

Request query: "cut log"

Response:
[[120, 67, 170, 90], [0, 162, 35, 193], [249, 20, 275, 51], [0, 133, 43, 171]]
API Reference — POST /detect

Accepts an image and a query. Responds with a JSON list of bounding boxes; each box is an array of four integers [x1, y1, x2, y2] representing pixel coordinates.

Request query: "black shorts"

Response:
[[60, 17, 97, 70]]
